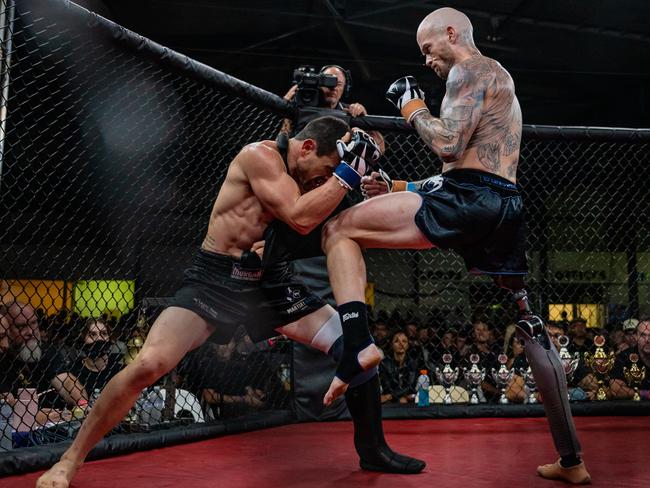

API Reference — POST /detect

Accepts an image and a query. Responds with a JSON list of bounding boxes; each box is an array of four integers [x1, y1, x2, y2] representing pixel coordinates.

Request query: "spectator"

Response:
[[454, 329, 470, 359], [568, 318, 593, 357], [404, 322, 419, 350], [47, 311, 80, 369], [411, 326, 436, 371], [619, 318, 639, 353], [179, 333, 281, 417], [0, 313, 14, 403], [466, 320, 502, 400], [378, 331, 417, 404], [609, 318, 650, 400], [469, 320, 501, 359], [68, 318, 123, 398], [371, 321, 390, 355], [4, 301, 89, 423]]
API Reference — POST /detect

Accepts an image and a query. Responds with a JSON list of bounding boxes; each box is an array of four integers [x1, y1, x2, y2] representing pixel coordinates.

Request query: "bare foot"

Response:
[[537, 459, 591, 484], [36, 458, 80, 488], [323, 343, 383, 406]]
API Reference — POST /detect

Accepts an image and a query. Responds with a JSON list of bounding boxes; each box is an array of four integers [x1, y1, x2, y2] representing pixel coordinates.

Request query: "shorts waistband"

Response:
[[442, 169, 520, 194], [195, 248, 265, 282]]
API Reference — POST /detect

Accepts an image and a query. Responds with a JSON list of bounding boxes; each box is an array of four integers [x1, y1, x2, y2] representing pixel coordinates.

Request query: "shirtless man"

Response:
[[36, 116, 424, 488], [320, 8, 591, 485]]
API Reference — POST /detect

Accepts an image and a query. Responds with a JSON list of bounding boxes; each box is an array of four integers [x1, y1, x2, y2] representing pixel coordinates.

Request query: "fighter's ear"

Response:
[[300, 139, 316, 155], [447, 25, 457, 43]]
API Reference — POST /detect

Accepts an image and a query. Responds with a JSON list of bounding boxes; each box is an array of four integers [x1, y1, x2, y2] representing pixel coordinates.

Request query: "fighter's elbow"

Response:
[[438, 146, 464, 163], [289, 219, 315, 235], [434, 134, 466, 162]]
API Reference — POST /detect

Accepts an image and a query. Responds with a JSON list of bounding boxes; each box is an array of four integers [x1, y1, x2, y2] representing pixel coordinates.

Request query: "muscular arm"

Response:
[[411, 58, 489, 162], [242, 145, 347, 235]]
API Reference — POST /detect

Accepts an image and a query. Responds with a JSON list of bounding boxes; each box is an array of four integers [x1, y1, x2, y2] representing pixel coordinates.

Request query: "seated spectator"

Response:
[[618, 318, 639, 353], [4, 301, 88, 424], [68, 318, 123, 399], [609, 318, 650, 400], [47, 311, 80, 369], [568, 318, 593, 357], [431, 327, 462, 368], [455, 329, 470, 359], [404, 322, 419, 350], [179, 333, 281, 417], [371, 320, 390, 356], [378, 331, 418, 404], [0, 312, 14, 403], [409, 326, 436, 372]]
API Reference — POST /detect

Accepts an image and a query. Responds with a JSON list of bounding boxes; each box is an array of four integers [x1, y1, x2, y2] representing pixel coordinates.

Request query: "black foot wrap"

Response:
[[336, 337, 374, 383], [336, 302, 374, 383], [345, 375, 426, 474]]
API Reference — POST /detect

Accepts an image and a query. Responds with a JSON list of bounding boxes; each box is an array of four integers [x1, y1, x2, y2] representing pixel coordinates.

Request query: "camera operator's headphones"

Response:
[[320, 64, 352, 101]]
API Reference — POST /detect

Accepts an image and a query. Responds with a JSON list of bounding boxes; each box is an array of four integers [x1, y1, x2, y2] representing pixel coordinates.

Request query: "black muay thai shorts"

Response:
[[171, 249, 325, 343], [413, 169, 528, 276]]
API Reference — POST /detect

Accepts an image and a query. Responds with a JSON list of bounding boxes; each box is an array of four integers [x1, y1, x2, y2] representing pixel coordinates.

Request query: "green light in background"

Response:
[[73, 280, 135, 318]]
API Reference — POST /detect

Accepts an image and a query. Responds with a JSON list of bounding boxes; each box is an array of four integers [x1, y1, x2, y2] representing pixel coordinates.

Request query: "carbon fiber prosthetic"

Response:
[[496, 277, 582, 457]]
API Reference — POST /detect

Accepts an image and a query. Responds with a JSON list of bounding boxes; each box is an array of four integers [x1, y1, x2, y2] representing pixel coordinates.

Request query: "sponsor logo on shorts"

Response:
[[421, 175, 444, 194], [231, 264, 263, 281], [286, 287, 302, 302], [193, 298, 218, 318], [285, 295, 318, 315], [342, 312, 359, 322]]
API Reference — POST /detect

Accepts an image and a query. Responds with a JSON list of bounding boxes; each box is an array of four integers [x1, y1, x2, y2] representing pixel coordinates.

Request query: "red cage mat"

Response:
[[2, 416, 649, 488]]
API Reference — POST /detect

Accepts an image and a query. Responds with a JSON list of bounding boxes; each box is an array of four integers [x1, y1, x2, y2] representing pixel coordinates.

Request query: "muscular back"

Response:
[[453, 56, 522, 181], [414, 55, 522, 183]]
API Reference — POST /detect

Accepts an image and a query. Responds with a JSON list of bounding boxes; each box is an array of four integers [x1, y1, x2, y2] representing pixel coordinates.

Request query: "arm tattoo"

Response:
[[412, 57, 490, 162]]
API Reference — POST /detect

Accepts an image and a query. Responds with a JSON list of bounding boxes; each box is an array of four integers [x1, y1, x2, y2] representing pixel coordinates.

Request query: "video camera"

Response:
[[292, 66, 338, 107]]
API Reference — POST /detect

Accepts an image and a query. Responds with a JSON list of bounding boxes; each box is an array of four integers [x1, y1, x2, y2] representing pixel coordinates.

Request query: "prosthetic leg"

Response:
[[494, 276, 591, 485]]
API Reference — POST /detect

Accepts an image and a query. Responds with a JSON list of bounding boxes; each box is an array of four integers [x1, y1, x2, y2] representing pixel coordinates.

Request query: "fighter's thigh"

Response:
[[323, 192, 433, 250], [137, 306, 216, 369], [275, 305, 341, 354]]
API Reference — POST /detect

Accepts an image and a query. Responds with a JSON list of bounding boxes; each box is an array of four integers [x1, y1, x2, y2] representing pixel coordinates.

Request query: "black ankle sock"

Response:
[[560, 454, 581, 468], [338, 301, 371, 348]]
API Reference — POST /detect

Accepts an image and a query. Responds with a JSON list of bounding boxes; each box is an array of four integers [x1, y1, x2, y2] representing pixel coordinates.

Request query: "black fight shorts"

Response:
[[414, 169, 528, 276], [171, 249, 325, 344]]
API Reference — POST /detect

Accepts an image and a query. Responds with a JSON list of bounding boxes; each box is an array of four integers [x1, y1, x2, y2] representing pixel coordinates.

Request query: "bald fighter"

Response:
[[37, 116, 424, 488], [321, 8, 590, 485]]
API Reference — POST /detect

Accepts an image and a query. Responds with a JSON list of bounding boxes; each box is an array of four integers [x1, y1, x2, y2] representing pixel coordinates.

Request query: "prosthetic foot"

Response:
[[345, 374, 425, 474], [537, 459, 591, 484]]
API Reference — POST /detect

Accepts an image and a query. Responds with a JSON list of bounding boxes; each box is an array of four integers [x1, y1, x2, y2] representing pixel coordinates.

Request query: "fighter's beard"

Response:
[[18, 339, 42, 363]]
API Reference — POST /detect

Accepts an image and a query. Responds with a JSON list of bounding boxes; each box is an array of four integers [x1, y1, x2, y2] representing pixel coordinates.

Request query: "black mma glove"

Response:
[[385, 76, 429, 124]]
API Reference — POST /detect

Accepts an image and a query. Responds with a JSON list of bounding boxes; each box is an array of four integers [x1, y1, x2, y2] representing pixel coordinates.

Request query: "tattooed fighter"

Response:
[[321, 7, 591, 485]]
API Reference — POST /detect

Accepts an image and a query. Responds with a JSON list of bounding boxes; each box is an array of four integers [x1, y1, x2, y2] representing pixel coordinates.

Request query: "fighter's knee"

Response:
[[129, 352, 174, 387], [321, 216, 345, 252]]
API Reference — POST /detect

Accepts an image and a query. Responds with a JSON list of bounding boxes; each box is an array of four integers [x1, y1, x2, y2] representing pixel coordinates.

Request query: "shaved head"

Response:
[[417, 7, 474, 43], [416, 8, 478, 79]]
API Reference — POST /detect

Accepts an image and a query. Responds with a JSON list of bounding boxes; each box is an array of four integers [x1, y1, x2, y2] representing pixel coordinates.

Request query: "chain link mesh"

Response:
[[362, 129, 649, 406], [0, 0, 291, 452], [0, 0, 649, 457]]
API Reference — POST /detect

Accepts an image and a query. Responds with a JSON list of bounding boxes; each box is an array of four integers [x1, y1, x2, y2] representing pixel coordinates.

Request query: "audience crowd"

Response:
[[1, 297, 648, 449]]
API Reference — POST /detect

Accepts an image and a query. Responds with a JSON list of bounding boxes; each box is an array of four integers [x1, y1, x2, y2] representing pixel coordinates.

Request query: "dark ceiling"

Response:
[[76, 0, 650, 127]]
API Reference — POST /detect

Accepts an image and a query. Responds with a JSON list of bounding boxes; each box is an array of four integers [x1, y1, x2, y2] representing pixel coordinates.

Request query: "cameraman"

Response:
[[280, 65, 368, 135]]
